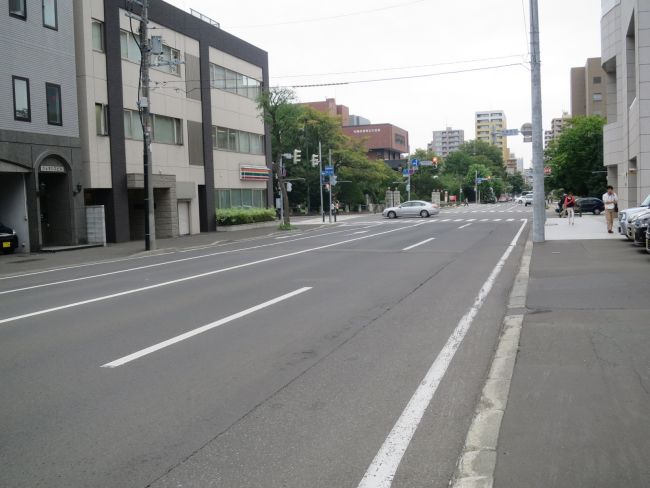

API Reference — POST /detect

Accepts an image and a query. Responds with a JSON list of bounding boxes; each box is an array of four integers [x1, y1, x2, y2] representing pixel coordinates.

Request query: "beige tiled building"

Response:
[[475, 110, 509, 163], [601, 0, 650, 209], [570, 57, 607, 117]]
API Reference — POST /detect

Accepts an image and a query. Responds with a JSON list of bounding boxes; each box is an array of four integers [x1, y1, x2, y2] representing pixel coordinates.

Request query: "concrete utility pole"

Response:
[[139, 0, 156, 250], [530, 0, 545, 242]]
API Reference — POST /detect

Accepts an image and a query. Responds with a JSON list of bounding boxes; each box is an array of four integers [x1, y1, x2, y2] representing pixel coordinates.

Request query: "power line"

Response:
[[282, 63, 527, 88], [521, 0, 530, 54], [272, 53, 528, 80], [231, 0, 428, 28]]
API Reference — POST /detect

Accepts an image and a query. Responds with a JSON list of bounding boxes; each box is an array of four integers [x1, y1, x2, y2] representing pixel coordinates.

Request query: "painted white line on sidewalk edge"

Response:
[[101, 287, 311, 368], [0, 223, 422, 325], [402, 238, 435, 251], [357, 220, 527, 488]]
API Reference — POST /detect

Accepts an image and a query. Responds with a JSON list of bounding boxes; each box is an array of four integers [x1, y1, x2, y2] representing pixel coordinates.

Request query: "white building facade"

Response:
[[428, 127, 464, 157], [601, 0, 650, 208]]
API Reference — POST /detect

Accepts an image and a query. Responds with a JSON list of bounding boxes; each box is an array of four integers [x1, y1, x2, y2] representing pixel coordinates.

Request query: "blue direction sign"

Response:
[[324, 166, 334, 176], [411, 159, 420, 167], [475, 177, 485, 184], [402, 168, 410, 176]]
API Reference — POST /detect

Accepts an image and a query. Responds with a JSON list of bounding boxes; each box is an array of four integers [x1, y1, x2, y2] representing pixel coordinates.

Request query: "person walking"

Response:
[[564, 192, 576, 225], [558, 193, 567, 218], [602, 185, 618, 234]]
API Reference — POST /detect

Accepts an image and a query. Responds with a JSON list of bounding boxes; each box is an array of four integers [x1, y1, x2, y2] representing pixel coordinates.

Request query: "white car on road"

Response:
[[383, 200, 440, 219]]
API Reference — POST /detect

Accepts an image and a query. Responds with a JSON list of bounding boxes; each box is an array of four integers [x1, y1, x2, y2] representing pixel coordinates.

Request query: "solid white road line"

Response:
[[466, 219, 476, 222], [0, 223, 423, 325], [0, 227, 363, 296], [458, 223, 472, 229], [101, 287, 311, 368], [353, 231, 369, 235], [480, 219, 489, 222], [453, 219, 464, 222], [441, 219, 451, 222], [357, 220, 528, 488], [402, 238, 435, 251]]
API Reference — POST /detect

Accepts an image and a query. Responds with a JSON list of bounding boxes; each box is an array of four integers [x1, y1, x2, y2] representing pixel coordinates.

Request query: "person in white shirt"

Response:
[[602, 185, 618, 234]]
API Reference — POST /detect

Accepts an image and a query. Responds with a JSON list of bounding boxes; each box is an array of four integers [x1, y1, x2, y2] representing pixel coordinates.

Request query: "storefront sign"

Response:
[[240, 165, 270, 181], [40, 161, 66, 173]]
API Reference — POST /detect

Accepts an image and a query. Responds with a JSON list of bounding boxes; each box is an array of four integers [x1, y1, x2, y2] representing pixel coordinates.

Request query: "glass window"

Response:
[[252, 189, 261, 208], [241, 189, 253, 207], [238, 131, 250, 153], [42, 0, 57, 29], [227, 129, 238, 152], [124, 110, 143, 140], [236, 73, 247, 96], [46, 83, 62, 126], [120, 30, 141, 63], [95, 103, 108, 135], [123, 110, 132, 138], [92, 20, 104, 52], [174, 118, 183, 144], [593, 93, 603, 101], [160, 45, 180, 75], [231, 189, 242, 208], [250, 134, 264, 154], [217, 189, 231, 209], [225, 69, 237, 93], [9, 0, 26, 19], [593, 76, 602, 84], [12, 76, 30, 122], [212, 64, 226, 89], [154, 115, 174, 144], [216, 127, 228, 149], [247, 78, 260, 100]]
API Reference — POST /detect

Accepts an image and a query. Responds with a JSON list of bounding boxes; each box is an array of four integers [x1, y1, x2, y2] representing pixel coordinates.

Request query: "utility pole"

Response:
[[328, 149, 333, 223], [139, 0, 155, 250], [319, 141, 324, 223], [530, 0, 545, 242], [475, 169, 478, 204]]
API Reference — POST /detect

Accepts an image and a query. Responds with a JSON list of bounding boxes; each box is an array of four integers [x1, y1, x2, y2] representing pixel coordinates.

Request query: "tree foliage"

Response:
[[544, 116, 607, 197]]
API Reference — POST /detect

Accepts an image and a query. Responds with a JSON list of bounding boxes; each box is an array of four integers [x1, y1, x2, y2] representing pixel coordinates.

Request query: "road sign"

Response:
[[420, 160, 433, 166], [324, 166, 334, 176], [402, 168, 410, 176], [409, 169, 415, 175], [411, 159, 420, 167], [475, 177, 485, 184], [499, 129, 520, 136]]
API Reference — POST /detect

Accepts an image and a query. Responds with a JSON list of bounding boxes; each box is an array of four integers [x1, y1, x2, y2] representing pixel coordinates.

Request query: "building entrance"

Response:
[[38, 158, 73, 247]]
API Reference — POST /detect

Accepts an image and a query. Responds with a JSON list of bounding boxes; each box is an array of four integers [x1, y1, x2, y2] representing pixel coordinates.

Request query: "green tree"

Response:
[[506, 172, 526, 195], [545, 116, 606, 197]]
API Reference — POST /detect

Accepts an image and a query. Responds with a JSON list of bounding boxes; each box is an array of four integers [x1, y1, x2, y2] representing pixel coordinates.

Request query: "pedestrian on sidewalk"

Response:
[[558, 193, 567, 218], [602, 185, 618, 234], [564, 192, 576, 225]]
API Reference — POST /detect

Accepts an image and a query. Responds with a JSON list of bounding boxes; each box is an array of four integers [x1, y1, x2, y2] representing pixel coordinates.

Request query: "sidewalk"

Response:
[[0, 223, 322, 277], [493, 213, 650, 486]]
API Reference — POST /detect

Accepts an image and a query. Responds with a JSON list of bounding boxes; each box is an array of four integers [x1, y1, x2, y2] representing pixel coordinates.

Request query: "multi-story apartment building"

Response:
[[601, 0, 650, 209], [75, 0, 270, 243], [1, 0, 82, 252], [2, 0, 270, 250], [544, 113, 570, 149], [427, 127, 464, 157], [570, 57, 607, 117], [475, 110, 509, 163], [302, 98, 409, 161]]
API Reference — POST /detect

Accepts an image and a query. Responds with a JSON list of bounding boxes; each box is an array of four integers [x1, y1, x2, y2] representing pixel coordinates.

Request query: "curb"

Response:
[[216, 221, 279, 232], [450, 237, 533, 488]]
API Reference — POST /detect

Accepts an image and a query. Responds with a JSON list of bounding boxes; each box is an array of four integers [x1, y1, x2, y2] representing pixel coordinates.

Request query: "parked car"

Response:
[[523, 194, 533, 206], [0, 222, 18, 254], [646, 227, 650, 254], [382, 200, 440, 219], [628, 209, 650, 245], [576, 197, 605, 215], [619, 193, 650, 239], [515, 192, 532, 204]]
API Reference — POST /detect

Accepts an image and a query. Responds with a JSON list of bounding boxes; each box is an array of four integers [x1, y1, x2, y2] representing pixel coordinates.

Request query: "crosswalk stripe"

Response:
[[493, 219, 502, 222]]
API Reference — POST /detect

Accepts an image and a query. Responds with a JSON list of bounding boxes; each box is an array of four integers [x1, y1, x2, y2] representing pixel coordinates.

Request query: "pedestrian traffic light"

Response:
[[311, 154, 319, 167], [286, 182, 292, 192], [293, 149, 301, 164]]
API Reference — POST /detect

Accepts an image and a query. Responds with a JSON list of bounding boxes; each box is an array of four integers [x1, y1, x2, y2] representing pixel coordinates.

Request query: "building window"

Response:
[[592, 93, 603, 101], [593, 76, 602, 84], [152, 114, 183, 144], [216, 189, 267, 209], [156, 45, 180, 75], [212, 126, 264, 155], [45, 83, 62, 125], [395, 134, 406, 146], [12, 76, 30, 122], [95, 103, 108, 135], [42, 0, 57, 29], [9, 0, 26, 19], [120, 30, 141, 63], [209, 63, 261, 100], [92, 20, 104, 52]]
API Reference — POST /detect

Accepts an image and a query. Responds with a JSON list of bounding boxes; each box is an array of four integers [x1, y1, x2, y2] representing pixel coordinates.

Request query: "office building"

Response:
[[601, 0, 650, 209], [428, 127, 464, 157], [475, 110, 509, 163], [570, 57, 607, 117], [544, 112, 570, 148]]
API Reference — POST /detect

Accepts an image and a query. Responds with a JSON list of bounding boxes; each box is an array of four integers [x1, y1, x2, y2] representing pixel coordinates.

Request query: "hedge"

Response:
[[216, 207, 277, 226]]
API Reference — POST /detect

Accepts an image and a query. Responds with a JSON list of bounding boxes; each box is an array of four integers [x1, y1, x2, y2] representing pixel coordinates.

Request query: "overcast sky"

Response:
[[167, 0, 602, 167]]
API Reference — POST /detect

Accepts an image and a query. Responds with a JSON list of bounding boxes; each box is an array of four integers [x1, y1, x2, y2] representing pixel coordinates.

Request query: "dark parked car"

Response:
[[576, 197, 605, 215], [0, 222, 18, 254], [629, 209, 650, 246]]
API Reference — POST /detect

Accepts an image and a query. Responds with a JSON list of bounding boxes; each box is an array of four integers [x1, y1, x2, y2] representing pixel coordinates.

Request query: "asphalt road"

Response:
[[0, 203, 531, 488]]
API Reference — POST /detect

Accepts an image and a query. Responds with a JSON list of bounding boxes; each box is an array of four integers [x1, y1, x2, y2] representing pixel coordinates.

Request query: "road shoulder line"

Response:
[[450, 237, 533, 488]]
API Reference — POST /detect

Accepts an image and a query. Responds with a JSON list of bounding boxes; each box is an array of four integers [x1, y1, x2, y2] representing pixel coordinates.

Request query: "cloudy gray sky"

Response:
[[167, 0, 602, 167]]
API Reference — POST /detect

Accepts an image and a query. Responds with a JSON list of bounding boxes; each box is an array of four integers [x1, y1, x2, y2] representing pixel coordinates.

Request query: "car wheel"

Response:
[[387, 211, 396, 219], [420, 210, 429, 218], [593, 208, 601, 215]]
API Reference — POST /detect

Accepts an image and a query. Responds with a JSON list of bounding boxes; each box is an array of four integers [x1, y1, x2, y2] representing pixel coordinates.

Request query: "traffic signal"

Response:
[[310, 154, 319, 167], [293, 149, 301, 164], [432, 157, 438, 169]]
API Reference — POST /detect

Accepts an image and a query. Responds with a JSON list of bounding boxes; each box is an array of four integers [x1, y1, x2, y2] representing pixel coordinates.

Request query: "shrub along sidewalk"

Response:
[[216, 208, 277, 226]]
